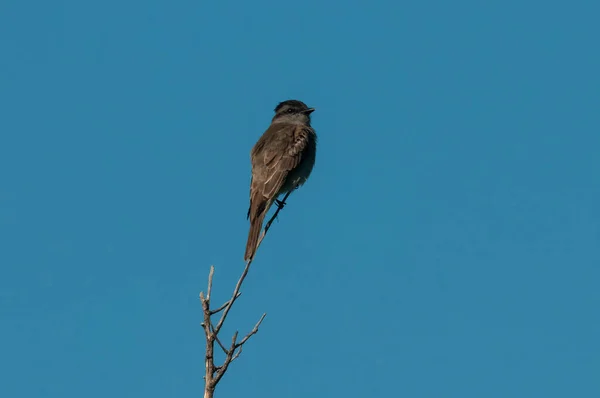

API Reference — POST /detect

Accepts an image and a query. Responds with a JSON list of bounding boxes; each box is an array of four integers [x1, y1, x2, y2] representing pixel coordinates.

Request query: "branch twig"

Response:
[[236, 313, 266, 348], [212, 328, 229, 355], [210, 293, 241, 315], [256, 190, 293, 254], [213, 190, 291, 336]]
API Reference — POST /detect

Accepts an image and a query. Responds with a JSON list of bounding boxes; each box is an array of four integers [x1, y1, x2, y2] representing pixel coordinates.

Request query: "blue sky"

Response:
[[1, 0, 599, 397]]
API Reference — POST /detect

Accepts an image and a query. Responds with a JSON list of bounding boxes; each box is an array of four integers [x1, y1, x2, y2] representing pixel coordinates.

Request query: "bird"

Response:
[[244, 99, 317, 261]]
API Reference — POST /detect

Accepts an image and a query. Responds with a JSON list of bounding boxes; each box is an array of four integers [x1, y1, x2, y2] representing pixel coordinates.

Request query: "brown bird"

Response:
[[244, 100, 317, 261]]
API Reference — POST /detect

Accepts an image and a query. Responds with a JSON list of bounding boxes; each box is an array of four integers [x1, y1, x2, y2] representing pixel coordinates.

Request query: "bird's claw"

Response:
[[275, 199, 287, 210]]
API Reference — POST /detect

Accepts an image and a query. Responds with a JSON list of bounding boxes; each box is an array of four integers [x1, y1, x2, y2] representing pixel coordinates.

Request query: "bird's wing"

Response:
[[251, 124, 308, 201]]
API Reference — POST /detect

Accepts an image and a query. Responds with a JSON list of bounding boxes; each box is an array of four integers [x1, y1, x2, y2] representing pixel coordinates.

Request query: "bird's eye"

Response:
[[287, 108, 295, 114]]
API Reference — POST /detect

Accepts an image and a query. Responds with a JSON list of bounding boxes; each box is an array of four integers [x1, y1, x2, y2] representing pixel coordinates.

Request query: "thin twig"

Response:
[[213, 332, 229, 355], [256, 190, 293, 253], [213, 260, 252, 335], [206, 266, 215, 301], [236, 313, 266, 348], [231, 346, 242, 362], [213, 332, 238, 386], [210, 293, 242, 315], [212, 188, 288, 334]]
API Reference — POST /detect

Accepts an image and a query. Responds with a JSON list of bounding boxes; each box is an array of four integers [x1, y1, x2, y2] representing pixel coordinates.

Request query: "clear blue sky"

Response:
[[1, 0, 599, 397]]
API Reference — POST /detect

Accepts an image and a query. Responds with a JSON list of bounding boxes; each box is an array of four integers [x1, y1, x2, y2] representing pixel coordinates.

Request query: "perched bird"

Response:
[[244, 100, 317, 261]]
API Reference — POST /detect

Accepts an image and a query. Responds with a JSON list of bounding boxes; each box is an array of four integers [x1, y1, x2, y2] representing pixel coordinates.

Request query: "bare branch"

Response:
[[213, 331, 229, 356], [256, 190, 293, 253], [206, 265, 215, 301], [201, 191, 294, 397], [231, 346, 243, 362], [212, 331, 238, 386], [210, 292, 241, 315], [236, 313, 266, 348], [214, 191, 291, 334], [200, 286, 215, 398], [213, 267, 247, 334]]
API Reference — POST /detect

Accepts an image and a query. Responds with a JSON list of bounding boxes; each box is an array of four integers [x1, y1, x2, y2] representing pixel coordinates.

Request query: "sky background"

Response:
[[1, 0, 599, 397]]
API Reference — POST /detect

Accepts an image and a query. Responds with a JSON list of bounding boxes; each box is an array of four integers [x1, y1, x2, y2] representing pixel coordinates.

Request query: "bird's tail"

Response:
[[244, 200, 268, 261]]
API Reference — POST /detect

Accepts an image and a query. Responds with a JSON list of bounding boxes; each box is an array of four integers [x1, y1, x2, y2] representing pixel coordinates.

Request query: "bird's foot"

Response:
[[275, 199, 287, 210]]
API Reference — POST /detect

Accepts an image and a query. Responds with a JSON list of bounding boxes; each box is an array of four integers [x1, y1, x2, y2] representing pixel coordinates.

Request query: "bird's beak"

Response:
[[303, 108, 315, 115]]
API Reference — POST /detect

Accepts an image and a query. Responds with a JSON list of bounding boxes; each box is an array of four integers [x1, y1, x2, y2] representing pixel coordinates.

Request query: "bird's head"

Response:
[[272, 100, 315, 125]]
